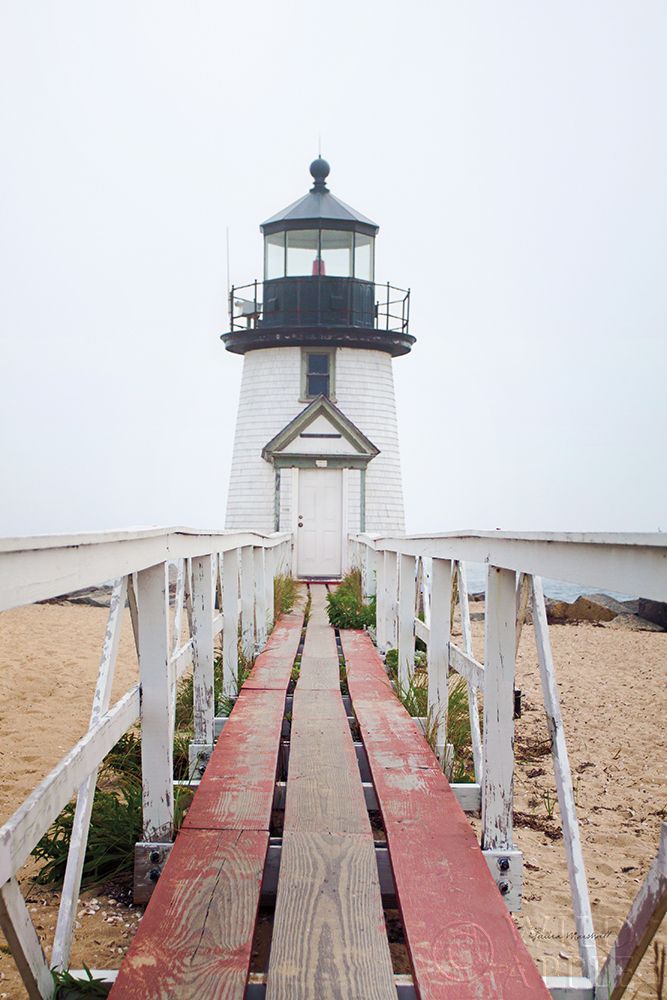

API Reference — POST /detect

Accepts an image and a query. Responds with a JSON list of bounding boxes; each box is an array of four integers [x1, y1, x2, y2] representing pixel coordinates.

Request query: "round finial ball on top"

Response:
[[310, 157, 330, 190]]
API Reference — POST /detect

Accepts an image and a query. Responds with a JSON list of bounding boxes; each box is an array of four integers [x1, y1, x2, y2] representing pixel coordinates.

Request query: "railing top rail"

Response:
[[355, 529, 667, 547], [0, 528, 292, 612], [0, 526, 290, 554], [350, 530, 667, 602]]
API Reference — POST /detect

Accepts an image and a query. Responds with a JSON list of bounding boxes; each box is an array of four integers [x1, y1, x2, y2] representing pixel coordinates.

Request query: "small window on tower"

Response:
[[306, 353, 329, 397]]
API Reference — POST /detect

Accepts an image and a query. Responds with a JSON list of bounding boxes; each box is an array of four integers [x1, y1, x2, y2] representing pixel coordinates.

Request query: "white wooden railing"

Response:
[[349, 530, 667, 1000], [0, 527, 292, 999]]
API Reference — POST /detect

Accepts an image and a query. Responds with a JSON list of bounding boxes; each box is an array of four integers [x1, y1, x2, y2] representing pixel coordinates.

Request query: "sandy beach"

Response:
[[463, 604, 667, 997], [0, 601, 664, 998]]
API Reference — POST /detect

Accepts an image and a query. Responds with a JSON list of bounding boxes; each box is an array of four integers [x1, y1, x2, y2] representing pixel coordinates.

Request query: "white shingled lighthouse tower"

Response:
[[223, 158, 414, 579]]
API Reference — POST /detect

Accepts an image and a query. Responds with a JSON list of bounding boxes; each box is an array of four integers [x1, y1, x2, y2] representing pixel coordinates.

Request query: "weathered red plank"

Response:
[[342, 628, 551, 1000], [112, 609, 303, 996], [110, 829, 267, 1000], [182, 689, 284, 832], [182, 609, 304, 830], [243, 608, 304, 690]]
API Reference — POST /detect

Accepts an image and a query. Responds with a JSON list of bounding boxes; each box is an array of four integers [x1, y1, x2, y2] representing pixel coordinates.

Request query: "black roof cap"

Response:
[[261, 159, 379, 236], [309, 157, 330, 191]]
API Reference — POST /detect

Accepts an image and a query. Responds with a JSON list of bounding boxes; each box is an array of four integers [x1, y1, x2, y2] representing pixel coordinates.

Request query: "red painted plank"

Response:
[[112, 610, 303, 996], [182, 690, 284, 832], [342, 629, 551, 1000], [243, 609, 304, 690], [110, 829, 268, 1000], [182, 609, 303, 831]]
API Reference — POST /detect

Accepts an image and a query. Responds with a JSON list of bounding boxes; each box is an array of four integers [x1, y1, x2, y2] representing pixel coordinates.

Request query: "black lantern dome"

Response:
[[222, 160, 413, 357]]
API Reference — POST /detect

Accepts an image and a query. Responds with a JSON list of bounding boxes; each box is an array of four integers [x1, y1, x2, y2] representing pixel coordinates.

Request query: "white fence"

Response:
[[350, 530, 667, 1000], [0, 528, 291, 999]]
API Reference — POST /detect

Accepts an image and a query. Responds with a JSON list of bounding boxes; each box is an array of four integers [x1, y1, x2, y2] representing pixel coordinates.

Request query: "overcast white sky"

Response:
[[1, 2, 665, 537]]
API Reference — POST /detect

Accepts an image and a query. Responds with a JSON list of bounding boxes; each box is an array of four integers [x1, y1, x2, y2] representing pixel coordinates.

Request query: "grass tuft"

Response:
[[274, 574, 297, 621], [52, 964, 110, 997], [385, 648, 475, 780], [326, 570, 375, 629], [32, 726, 194, 890]]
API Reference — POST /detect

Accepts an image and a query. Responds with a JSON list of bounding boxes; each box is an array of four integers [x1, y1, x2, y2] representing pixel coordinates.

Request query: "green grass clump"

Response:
[[384, 648, 475, 780], [274, 574, 297, 620], [52, 965, 110, 997], [33, 774, 143, 889], [447, 678, 475, 782], [32, 771, 191, 889], [32, 732, 192, 890], [326, 570, 376, 629]]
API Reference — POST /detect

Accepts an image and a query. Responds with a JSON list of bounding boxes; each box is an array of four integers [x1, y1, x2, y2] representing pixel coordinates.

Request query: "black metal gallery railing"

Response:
[[228, 277, 410, 335]]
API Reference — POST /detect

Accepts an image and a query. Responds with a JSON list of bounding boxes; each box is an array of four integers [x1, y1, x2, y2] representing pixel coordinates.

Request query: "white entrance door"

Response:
[[296, 468, 343, 578]]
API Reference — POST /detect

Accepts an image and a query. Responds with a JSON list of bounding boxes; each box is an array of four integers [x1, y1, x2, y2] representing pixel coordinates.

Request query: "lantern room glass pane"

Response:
[[286, 229, 320, 276], [320, 230, 353, 277], [354, 234, 374, 281], [264, 233, 285, 278]]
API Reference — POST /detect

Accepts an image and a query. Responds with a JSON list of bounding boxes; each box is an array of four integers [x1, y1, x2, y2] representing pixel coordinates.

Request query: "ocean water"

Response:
[[461, 563, 635, 603]]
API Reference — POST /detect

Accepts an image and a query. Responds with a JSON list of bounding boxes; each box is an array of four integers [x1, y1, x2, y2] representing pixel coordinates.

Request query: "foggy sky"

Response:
[[1, 1, 666, 537]]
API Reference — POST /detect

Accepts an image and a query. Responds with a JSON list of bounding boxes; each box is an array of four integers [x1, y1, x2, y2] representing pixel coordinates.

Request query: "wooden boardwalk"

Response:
[[110, 585, 549, 999]]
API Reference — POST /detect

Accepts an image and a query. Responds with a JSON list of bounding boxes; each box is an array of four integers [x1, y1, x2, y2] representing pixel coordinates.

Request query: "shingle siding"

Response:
[[225, 347, 405, 536]]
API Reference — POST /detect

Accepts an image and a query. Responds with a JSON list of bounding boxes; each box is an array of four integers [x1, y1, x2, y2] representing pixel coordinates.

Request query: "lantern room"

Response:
[[222, 158, 414, 357], [261, 157, 377, 332]]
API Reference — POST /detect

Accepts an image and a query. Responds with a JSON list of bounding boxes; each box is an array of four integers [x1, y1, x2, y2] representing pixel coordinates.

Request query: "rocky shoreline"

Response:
[[467, 591, 666, 632]]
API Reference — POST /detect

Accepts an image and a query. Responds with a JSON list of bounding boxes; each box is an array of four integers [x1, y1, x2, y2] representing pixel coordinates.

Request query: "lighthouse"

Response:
[[223, 158, 414, 579]]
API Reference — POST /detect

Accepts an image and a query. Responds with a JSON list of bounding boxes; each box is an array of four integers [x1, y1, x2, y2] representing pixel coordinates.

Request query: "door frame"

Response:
[[292, 467, 349, 579]]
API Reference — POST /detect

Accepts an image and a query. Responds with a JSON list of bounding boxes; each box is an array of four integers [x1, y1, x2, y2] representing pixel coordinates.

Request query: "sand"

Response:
[[463, 604, 667, 997], [0, 602, 665, 997], [0, 604, 141, 998]]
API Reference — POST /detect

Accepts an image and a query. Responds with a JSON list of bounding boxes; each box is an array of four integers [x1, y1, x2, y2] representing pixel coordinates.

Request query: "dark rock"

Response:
[[637, 598, 667, 630], [40, 586, 113, 608], [605, 613, 664, 633]]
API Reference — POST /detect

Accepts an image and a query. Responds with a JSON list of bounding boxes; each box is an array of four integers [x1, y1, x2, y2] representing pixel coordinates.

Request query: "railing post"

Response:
[[398, 554, 416, 688], [265, 545, 275, 630], [383, 550, 398, 650], [429, 558, 451, 765], [137, 562, 173, 841], [375, 548, 387, 652], [482, 565, 516, 848], [240, 545, 255, 665], [482, 565, 523, 911], [254, 546, 267, 652], [363, 544, 376, 599], [223, 548, 240, 698], [190, 555, 215, 775], [134, 562, 173, 903]]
